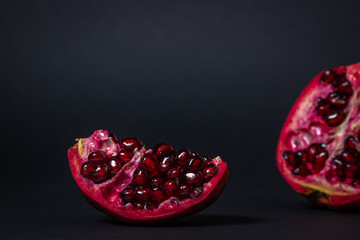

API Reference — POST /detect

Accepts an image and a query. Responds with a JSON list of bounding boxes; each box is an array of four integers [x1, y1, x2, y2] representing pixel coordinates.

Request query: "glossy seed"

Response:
[[88, 150, 108, 161], [108, 157, 122, 176], [283, 151, 298, 167], [184, 171, 203, 186], [321, 69, 336, 84], [335, 80, 353, 96], [345, 136, 357, 150], [153, 143, 176, 159], [327, 92, 348, 110], [292, 165, 310, 177], [312, 150, 329, 173], [80, 162, 95, 178], [91, 162, 109, 183], [118, 149, 134, 164], [120, 137, 144, 151], [132, 169, 148, 186], [325, 112, 346, 126], [120, 188, 136, 203]]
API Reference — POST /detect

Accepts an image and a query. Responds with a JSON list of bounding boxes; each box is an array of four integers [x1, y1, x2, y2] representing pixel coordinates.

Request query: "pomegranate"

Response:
[[68, 130, 228, 223], [277, 62, 360, 209]]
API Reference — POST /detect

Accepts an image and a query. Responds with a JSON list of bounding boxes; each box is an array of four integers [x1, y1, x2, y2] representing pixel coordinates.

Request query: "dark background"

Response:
[[2, 0, 360, 239]]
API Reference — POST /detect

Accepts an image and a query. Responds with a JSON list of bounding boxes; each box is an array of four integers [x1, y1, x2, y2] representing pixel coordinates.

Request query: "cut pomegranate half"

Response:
[[68, 130, 228, 223], [277, 62, 360, 209]]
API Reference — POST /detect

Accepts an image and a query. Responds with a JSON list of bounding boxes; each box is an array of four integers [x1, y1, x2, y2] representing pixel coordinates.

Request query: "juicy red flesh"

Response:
[[317, 70, 352, 127], [79, 134, 219, 211], [120, 144, 218, 211]]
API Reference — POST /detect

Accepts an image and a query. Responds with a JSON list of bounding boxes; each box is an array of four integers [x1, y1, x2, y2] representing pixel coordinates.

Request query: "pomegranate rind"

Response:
[[277, 62, 360, 209], [68, 130, 228, 223]]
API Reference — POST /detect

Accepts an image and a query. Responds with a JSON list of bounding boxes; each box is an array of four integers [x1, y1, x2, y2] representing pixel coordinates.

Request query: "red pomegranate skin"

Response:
[[68, 130, 228, 224], [277, 62, 360, 209]]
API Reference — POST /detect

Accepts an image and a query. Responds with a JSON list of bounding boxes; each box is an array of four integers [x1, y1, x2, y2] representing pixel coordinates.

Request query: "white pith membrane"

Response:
[[68, 130, 228, 221], [277, 63, 360, 206]]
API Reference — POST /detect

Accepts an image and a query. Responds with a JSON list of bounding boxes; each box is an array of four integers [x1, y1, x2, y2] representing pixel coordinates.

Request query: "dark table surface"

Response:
[[2, 182, 360, 240]]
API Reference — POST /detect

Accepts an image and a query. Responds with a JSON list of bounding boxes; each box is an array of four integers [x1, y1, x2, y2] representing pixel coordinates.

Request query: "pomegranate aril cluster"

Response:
[[326, 136, 360, 186], [316, 70, 352, 127], [80, 136, 143, 183], [120, 143, 218, 211], [283, 143, 329, 177]]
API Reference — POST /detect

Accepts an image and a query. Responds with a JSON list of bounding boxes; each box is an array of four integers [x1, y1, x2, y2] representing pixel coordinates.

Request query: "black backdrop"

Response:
[[2, 1, 360, 239]]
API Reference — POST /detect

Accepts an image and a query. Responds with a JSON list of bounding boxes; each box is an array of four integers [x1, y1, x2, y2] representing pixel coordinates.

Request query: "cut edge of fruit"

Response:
[[279, 155, 358, 195]]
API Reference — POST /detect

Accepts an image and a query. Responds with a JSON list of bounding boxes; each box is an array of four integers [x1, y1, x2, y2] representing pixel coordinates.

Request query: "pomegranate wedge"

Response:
[[277, 62, 360, 209], [68, 130, 228, 223]]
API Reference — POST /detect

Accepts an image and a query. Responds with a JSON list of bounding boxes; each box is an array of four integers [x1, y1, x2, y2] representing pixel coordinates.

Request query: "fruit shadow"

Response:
[[301, 201, 360, 213], [98, 214, 264, 227]]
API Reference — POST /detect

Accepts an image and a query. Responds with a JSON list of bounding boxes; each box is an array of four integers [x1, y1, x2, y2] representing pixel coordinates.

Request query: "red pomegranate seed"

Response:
[[203, 156, 213, 167], [203, 164, 217, 181], [341, 151, 358, 163], [91, 162, 109, 183], [294, 150, 308, 164], [321, 69, 337, 84], [144, 202, 157, 211], [179, 185, 193, 199], [150, 177, 163, 188], [344, 163, 359, 179], [316, 100, 333, 116], [188, 157, 204, 170], [141, 153, 159, 176], [109, 133, 120, 144], [132, 169, 148, 186], [312, 150, 329, 173], [292, 165, 311, 177], [326, 92, 348, 110], [176, 149, 191, 167], [133, 202, 144, 210], [158, 155, 174, 173], [332, 73, 347, 86], [136, 188, 151, 202], [333, 158, 345, 180], [120, 188, 136, 203], [307, 144, 319, 162], [88, 150, 107, 161], [184, 171, 203, 186], [80, 162, 95, 178], [283, 151, 298, 167], [325, 112, 346, 126], [153, 143, 176, 159], [163, 179, 179, 197], [168, 167, 182, 178], [118, 149, 134, 164], [335, 80, 353, 96], [190, 187, 203, 199], [120, 137, 144, 151], [108, 157, 122, 176], [151, 187, 166, 203], [345, 136, 357, 150]]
